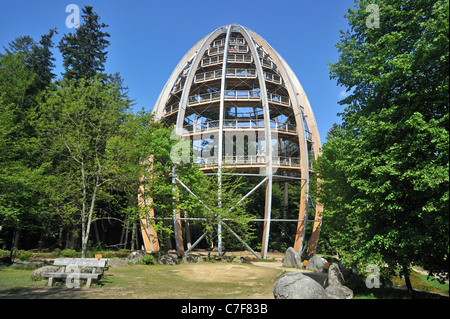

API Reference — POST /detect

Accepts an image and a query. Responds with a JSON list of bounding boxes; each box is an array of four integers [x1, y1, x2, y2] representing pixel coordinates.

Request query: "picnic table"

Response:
[[43, 258, 109, 287]]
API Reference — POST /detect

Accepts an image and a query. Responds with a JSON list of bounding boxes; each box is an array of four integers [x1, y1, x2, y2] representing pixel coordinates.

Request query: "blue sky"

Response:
[[1, 0, 356, 145]]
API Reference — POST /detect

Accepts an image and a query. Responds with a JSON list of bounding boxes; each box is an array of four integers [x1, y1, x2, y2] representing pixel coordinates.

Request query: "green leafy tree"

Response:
[[0, 48, 52, 251], [34, 77, 131, 257], [187, 172, 256, 255], [318, 0, 449, 292]]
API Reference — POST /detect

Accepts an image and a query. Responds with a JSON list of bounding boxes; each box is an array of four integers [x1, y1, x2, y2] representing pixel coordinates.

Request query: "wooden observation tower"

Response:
[[140, 24, 323, 259]]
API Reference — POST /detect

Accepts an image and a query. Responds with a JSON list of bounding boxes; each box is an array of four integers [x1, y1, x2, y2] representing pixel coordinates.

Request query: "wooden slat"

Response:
[[43, 273, 101, 279], [53, 258, 107, 268]]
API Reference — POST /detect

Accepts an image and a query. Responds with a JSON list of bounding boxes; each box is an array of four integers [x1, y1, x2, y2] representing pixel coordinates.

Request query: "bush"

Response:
[[0, 249, 10, 258], [142, 254, 155, 265], [18, 250, 33, 261], [59, 249, 80, 258]]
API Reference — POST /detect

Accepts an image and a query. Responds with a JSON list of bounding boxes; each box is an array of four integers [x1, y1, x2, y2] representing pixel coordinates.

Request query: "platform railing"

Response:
[[183, 119, 297, 134], [193, 68, 258, 83], [184, 90, 290, 106], [195, 156, 301, 168], [165, 90, 291, 113], [227, 54, 253, 64], [211, 38, 246, 48]]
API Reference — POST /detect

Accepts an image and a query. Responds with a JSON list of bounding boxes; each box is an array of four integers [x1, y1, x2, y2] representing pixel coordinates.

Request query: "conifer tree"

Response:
[[58, 6, 110, 81]]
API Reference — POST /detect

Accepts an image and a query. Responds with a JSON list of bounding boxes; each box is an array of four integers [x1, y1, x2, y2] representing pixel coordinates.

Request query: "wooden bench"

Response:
[[43, 258, 109, 287]]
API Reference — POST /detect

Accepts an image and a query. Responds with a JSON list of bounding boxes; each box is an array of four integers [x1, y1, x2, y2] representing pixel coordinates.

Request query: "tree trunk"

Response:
[[80, 161, 88, 258], [402, 264, 414, 294], [93, 220, 101, 247], [120, 216, 127, 248], [184, 211, 191, 250], [65, 226, 74, 250], [10, 229, 20, 259], [58, 226, 63, 249], [81, 183, 99, 258], [131, 221, 136, 251]]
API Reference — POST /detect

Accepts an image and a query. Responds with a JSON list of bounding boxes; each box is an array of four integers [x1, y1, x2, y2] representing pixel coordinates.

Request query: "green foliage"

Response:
[[318, 0, 449, 287], [142, 254, 155, 265], [0, 48, 53, 246], [17, 250, 33, 261], [32, 76, 133, 257], [59, 249, 80, 258], [182, 171, 257, 250]]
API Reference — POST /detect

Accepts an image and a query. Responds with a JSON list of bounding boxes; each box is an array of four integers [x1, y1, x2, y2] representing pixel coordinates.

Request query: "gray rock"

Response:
[[28, 260, 51, 269], [273, 272, 330, 299], [324, 263, 353, 299], [126, 251, 145, 264], [237, 257, 251, 264], [159, 253, 179, 265], [325, 283, 354, 299], [107, 258, 129, 267], [326, 263, 345, 286], [282, 247, 302, 268], [11, 261, 37, 269], [306, 256, 328, 272], [30, 266, 60, 280], [182, 254, 203, 263]]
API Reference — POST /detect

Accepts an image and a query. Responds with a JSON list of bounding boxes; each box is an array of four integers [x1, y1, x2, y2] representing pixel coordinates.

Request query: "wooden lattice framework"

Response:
[[140, 24, 323, 258]]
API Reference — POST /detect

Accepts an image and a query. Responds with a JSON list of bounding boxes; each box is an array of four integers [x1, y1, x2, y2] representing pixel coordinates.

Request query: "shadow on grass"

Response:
[[346, 273, 449, 299], [0, 286, 94, 299]]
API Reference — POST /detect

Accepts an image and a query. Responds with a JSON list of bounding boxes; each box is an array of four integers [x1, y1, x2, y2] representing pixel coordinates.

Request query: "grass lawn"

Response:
[[0, 263, 281, 299], [0, 262, 447, 299]]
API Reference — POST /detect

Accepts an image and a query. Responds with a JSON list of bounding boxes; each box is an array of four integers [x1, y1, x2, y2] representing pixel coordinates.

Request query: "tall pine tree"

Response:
[[3, 29, 56, 99], [58, 6, 110, 81]]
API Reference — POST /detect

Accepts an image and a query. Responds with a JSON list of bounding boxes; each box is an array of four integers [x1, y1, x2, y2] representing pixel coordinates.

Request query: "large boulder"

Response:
[[30, 266, 60, 280], [325, 284, 354, 299], [306, 256, 328, 272], [282, 247, 302, 268], [324, 263, 353, 299], [326, 263, 345, 286], [273, 272, 330, 299]]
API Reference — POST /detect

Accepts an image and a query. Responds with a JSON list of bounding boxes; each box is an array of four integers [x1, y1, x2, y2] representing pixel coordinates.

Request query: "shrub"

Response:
[[18, 250, 33, 261], [142, 254, 155, 265], [59, 249, 80, 258]]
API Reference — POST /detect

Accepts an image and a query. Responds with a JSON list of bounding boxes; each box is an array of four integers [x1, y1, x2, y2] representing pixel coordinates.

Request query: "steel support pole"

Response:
[[261, 179, 273, 259], [217, 25, 232, 258], [172, 166, 181, 255], [182, 231, 209, 257], [240, 26, 273, 260], [222, 222, 261, 259]]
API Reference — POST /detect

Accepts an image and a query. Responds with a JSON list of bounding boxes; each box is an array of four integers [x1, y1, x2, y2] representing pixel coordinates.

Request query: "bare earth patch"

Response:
[[175, 263, 280, 284]]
